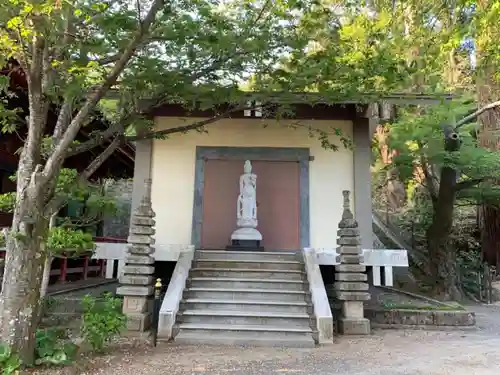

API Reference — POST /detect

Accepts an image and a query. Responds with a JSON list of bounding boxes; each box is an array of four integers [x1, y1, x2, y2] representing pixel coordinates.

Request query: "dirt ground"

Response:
[[29, 304, 500, 375]]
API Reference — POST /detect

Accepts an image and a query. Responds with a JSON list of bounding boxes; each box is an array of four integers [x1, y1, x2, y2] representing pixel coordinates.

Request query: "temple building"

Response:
[[137, 97, 375, 257], [115, 93, 445, 345]]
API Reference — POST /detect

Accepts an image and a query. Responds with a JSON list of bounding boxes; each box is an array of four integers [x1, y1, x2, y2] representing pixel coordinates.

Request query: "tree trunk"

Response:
[[0, 208, 48, 365], [426, 164, 461, 300], [0, 163, 50, 363], [427, 225, 461, 300], [39, 255, 53, 299]]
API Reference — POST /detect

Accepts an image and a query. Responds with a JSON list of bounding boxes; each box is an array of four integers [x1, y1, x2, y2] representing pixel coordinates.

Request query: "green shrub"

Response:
[[0, 343, 21, 375], [35, 328, 78, 366], [47, 227, 95, 255], [80, 293, 126, 352]]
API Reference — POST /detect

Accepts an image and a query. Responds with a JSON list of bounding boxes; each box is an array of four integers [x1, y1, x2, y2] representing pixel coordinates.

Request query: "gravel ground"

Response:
[[29, 304, 500, 375]]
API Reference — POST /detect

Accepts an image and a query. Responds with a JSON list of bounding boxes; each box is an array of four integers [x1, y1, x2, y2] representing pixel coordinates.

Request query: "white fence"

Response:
[[83, 244, 411, 285], [307, 248, 409, 287], [2, 243, 409, 286]]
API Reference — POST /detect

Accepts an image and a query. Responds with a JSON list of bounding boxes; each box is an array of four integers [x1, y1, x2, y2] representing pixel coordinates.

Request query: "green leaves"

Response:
[[0, 343, 21, 375], [80, 293, 126, 352], [386, 96, 500, 204], [0, 344, 11, 363], [0, 193, 16, 213], [35, 328, 78, 366], [46, 227, 95, 255]]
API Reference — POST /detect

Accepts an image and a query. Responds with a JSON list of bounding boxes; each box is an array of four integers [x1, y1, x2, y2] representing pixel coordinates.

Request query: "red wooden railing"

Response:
[[0, 236, 127, 283]]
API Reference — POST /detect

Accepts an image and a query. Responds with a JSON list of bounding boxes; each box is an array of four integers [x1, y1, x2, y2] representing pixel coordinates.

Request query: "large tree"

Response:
[[282, 0, 500, 297], [474, 1, 500, 266], [2, 0, 496, 362], [389, 99, 500, 299], [0, 0, 418, 363], [0, 0, 309, 363]]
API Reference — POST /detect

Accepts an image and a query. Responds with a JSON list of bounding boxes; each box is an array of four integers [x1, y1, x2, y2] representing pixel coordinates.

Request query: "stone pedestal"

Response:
[[116, 179, 156, 332], [334, 190, 371, 335], [228, 227, 263, 250]]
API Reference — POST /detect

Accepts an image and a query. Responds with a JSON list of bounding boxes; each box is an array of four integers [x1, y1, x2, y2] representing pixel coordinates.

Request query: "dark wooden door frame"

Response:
[[191, 146, 311, 249]]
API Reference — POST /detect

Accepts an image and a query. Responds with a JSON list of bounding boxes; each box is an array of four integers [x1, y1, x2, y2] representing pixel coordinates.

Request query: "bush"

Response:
[[47, 227, 95, 255], [35, 328, 78, 366], [0, 343, 21, 375], [80, 293, 126, 352]]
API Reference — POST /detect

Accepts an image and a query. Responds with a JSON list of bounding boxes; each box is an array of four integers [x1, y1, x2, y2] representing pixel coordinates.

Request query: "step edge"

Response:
[[189, 277, 304, 283], [195, 259, 302, 264], [179, 310, 310, 318], [196, 250, 298, 255], [172, 334, 315, 343], [186, 287, 308, 294], [181, 299, 310, 306], [191, 268, 304, 273], [176, 323, 313, 333]]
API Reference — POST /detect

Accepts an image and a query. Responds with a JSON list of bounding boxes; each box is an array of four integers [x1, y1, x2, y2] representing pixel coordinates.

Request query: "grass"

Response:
[[382, 302, 465, 311]]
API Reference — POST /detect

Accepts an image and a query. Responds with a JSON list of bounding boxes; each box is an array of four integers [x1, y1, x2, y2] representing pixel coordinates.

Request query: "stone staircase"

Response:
[[172, 249, 318, 347]]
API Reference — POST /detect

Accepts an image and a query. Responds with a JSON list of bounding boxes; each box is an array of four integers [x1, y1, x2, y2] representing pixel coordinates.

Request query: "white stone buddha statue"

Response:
[[237, 160, 258, 228], [230, 160, 263, 247]]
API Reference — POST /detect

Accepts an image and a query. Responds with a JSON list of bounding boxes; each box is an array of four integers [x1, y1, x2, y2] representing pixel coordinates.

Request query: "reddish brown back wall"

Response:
[[201, 160, 300, 250]]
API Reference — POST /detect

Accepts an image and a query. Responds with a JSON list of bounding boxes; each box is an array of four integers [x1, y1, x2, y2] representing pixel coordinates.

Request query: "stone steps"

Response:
[[172, 324, 316, 347], [190, 267, 305, 280], [173, 249, 317, 347], [184, 287, 310, 302], [177, 310, 312, 328], [188, 277, 306, 291], [196, 250, 299, 261], [194, 259, 304, 271], [180, 298, 312, 314]]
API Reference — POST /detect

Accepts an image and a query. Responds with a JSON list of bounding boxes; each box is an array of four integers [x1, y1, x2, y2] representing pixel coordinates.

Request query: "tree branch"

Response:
[[21, 33, 49, 184], [81, 136, 122, 180], [95, 53, 123, 65], [455, 100, 500, 130], [455, 178, 484, 191], [416, 141, 438, 201], [253, 0, 272, 25], [9, 27, 31, 74], [65, 124, 121, 157], [127, 104, 253, 142], [66, 102, 255, 156], [453, 177, 500, 191], [42, 0, 165, 183], [52, 98, 74, 144], [421, 161, 438, 203], [43, 135, 122, 218], [41, 39, 54, 95], [67, 45, 261, 157]]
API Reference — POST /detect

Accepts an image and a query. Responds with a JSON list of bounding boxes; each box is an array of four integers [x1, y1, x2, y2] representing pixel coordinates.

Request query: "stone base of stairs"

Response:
[[170, 250, 318, 347], [173, 324, 316, 347]]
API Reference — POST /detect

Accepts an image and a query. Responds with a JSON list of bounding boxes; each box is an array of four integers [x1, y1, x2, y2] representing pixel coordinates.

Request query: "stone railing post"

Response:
[[334, 190, 371, 335], [116, 179, 156, 331]]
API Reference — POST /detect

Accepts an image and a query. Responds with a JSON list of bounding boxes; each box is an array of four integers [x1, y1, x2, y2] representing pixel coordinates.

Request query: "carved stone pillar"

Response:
[[116, 179, 156, 331], [334, 190, 371, 335]]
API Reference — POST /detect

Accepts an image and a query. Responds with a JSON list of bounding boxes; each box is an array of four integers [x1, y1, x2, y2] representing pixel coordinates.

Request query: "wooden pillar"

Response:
[[59, 257, 68, 282], [100, 259, 106, 278], [83, 255, 89, 280]]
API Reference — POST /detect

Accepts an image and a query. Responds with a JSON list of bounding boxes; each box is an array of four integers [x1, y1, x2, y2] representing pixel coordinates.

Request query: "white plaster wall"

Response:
[[150, 118, 353, 261]]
